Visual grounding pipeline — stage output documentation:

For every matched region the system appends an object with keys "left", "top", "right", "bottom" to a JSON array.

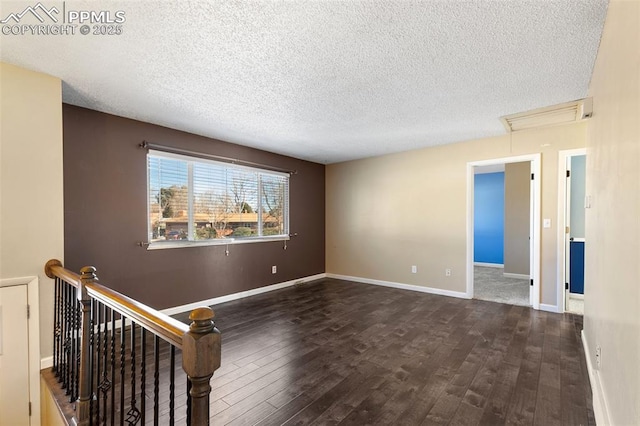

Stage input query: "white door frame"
[
  {"left": 466, "top": 153, "right": 542, "bottom": 309},
  {"left": 0, "top": 276, "right": 41, "bottom": 425},
  {"left": 557, "top": 148, "right": 587, "bottom": 313}
]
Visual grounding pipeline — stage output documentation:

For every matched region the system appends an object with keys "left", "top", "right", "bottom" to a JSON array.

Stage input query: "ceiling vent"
[{"left": 501, "top": 98, "right": 592, "bottom": 132}]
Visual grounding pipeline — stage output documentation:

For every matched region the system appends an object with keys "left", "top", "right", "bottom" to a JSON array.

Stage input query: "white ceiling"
[{"left": 0, "top": 1, "right": 608, "bottom": 164}]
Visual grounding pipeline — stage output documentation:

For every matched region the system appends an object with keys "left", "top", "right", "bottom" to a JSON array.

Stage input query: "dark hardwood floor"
[{"left": 173, "top": 278, "right": 594, "bottom": 425}]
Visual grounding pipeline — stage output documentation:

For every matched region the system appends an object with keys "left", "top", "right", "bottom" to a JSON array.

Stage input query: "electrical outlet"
[
  {"left": 272, "top": 265, "right": 277, "bottom": 274},
  {"left": 595, "top": 345, "right": 601, "bottom": 368},
  {"left": 445, "top": 268, "right": 452, "bottom": 276},
  {"left": 411, "top": 265, "right": 417, "bottom": 274}
]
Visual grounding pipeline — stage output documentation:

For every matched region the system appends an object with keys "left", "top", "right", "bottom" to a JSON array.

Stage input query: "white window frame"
[{"left": 146, "top": 150, "right": 290, "bottom": 250}]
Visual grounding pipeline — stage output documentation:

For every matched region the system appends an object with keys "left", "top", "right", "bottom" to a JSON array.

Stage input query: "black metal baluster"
[
  {"left": 169, "top": 345, "right": 175, "bottom": 426},
  {"left": 58, "top": 277, "right": 64, "bottom": 377},
  {"left": 90, "top": 299, "right": 96, "bottom": 422},
  {"left": 110, "top": 311, "right": 116, "bottom": 426},
  {"left": 100, "top": 304, "right": 110, "bottom": 426},
  {"left": 64, "top": 283, "right": 72, "bottom": 395},
  {"left": 186, "top": 378, "right": 192, "bottom": 425},
  {"left": 95, "top": 301, "right": 102, "bottom": 424},
  {"left": 126, "top": 322, "right": 140, "bottom": 425},
  {"left": 69, "top": 286, "right": 74, "bottom": 399},
  {"left": 61, "top": 281, "right": 66, "bottom": 387},
  {"left": 69, "top": 286, "right": 76, "bottom": 402},
  {"left": 63, "top": 281, "right": 70, "bottom": 392},
  {"left": 120, "top": 315, "right": 126, "bottom": 426},
  {"left": 98, "top": 305, "right": 111, "bottom": 426},
  {"left": 53, "top": 277, "right": 60, "bottom": 375},
  {"left": 76, "top": 287, "right": 82, "bottom": 403},
  {"left": 140, "top": 329, "right": 146, "bottom": 425},
  {"left": 68, "top": 284, "right": 73, "bottom": 396},
  {"left": 74, "top": 286, "right": 80, "bottom": 402},
  {"left": 153, "top": 336, "right": 159, "bottom": 426}
]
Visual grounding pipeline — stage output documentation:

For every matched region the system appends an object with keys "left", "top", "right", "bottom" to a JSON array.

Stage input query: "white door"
[{"left": 0, "top": 284, "right": 30, "bottom": 426}]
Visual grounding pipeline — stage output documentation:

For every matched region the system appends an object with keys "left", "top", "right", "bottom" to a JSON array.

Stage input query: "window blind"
[{"left": 147, "top": 150, "right": 289, "bottom": 245}]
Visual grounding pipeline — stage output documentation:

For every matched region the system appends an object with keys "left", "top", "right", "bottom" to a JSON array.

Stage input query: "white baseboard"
[
  {"left": 474, "top": 262, "right": 504, "bottom": 268},
  {"left": 569, "top": 293, "right": 584, "bottom": 300},
  {"left": 161, "top": 273, "right": 327, "bottom": 316},
  {"left": 326, "top": 274, "right": 470, "bottom": 300},
  {"left": 503, "top": 272, "right": 529, "bottom": 280},
  {"left": 539, "top": 303, "right": 560, "bottom": 313},
  {"left": 582, "top": 330, "right": 611, "bottom": 426},
  {"left": 41, "top": 356, "right": 53, "bottom": 370}
]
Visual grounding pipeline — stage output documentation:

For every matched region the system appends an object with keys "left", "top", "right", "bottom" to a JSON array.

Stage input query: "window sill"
[{"left": 146, "top": 235, "right": 290, "bottom": 250}]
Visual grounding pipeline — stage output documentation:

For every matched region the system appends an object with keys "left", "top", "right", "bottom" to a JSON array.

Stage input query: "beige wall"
[
  {"left": 0, "top": 63, "right": 63, "bottom": 360},
  {"left": 583, "top": 0, "right": 640, "bottom": 424},
  {"left": 327, "top": 123, "right": 585, "bottom": 306},
  {"left": 504, "top": 162, "right": 530, "bottom": 276},
  {"left": 40, "top": 376, "right": 66, "bottom": 425}
]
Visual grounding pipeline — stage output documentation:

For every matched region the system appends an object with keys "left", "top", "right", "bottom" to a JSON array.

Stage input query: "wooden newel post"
[
  {"left": 182, "top": 307, "right": 221, "bottom": 425},
  {"left": 73, "top": 266, "right": 97, "bottom": 426}
]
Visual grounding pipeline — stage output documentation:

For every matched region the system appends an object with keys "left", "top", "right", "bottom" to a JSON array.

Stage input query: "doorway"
[
  {"left": 466, "top": 154, "right": 541, "bottom": 310},
  {"left": 473, "top": 162, "right": 531, "bottom": 306},
  {"left": 558, "top": 149, "right": 587, "bottom": 314}
]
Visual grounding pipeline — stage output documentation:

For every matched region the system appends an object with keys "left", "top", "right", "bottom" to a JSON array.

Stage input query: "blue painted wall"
[
  {"left": 474, "top": 172, "right": 505, "bottom": 264},
  {"left": 570, "top": 241, "right": 585, "bottom": 294}
]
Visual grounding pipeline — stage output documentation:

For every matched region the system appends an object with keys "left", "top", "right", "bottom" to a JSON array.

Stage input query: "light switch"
[{"left": 543, "top": 218, "right": 551, "bottom": 228}]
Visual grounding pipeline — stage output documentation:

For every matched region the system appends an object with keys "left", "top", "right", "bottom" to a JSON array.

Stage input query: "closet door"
[{"left": 0, "top": 284, "right": 30, "bottom": 425}]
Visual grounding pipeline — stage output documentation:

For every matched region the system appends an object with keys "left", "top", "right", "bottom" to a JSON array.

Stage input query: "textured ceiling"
[{"left": 0, "top": 1, "right": 608, "bottom": 163}]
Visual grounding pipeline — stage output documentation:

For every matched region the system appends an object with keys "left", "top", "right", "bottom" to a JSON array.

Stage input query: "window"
[{"left": 147, "top": 150, "right": 289, "bottom": 248}]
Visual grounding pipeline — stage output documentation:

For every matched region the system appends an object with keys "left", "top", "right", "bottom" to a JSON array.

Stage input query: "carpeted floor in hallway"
[{"left": 474, "top": 265, "right": 530, "bottom": 306}]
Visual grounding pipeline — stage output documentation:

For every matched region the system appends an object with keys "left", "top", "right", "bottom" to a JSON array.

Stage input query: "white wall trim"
[
  {"left": 161, "top": 273, "right": 327, "bottom": 315},
  {"left": 539, "top": 303, "right": 560, "bottom": 313},
  {"left": 326, "top": 274, "right": 470, "bottom": 300},
  {"left": 0, "top": 276, "right": 41, "bottom": 426},
  {"left": 503, "top": 272, "right": 529, "bottom": 280},
  {"left": 557, "top": 148, "right": 587, "bottom": 314},
  {"left": 467, "top": 153, "right": 541, "bottom": 308},
  {"left": 582, "top": 330, "right": 611, "bottom": 426},
  {"left": 474, "top": 262, "right": 504, "bottom": 268},
  {"left": 41, "top": 356, "right": 53, "bottom": 370}
]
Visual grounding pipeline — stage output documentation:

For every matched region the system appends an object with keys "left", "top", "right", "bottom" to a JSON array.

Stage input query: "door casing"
[{"left": 557, "top": 148, "right": 587, "bottom": 313}]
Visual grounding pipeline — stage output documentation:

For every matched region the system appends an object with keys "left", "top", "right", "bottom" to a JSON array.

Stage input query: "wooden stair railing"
[{"left": 44, "top": 259, "right": 221, "bottom": 425}]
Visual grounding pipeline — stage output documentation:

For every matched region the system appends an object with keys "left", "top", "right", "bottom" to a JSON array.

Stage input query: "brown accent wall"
[{"left": 63, "top": 105, "right": 325, "bottom": 310}]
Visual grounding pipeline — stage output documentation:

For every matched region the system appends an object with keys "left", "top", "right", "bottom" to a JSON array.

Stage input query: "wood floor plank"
[
  {"left": 282, "top": 361, "right": 381, "bottom": 425},
  {"left": 255, "top": 393, "right": 315, "bottom": 426},
  {"left": 310, "top": 371, "right": 390, "bottom": 424},
  {"left": 396, "top": 369, "right": 451, "bottom": 424},
  {"left": 477, "top": 361, "right": 520, "bottom": 425}
]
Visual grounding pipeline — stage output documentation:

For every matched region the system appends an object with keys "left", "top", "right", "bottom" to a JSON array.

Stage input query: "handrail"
[
  {"left": 45, "top": 259, "right": 187, "bottom": 348},
  {"left": 87, "top": 280, "right": 187, "bottom": 348}
]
